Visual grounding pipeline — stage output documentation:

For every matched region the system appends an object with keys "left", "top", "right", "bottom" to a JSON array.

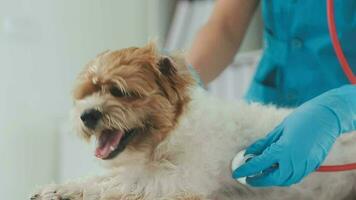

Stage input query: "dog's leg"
[
  {"left": 30, "top": 176, "right": 107, "bottom": 200},
  {"left": 30, "top": 183, "right": 85, "bottom": 200}
]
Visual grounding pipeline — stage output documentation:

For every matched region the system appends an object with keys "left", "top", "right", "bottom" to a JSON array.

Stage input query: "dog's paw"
[
  {"left": 30, "top": 190, "right": 62, "bottom": 200},
  {"left": 30, "top": 184, "right": 83, "bottom": 200}
]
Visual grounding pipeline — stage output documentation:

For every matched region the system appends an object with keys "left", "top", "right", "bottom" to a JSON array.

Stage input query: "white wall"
[{"left": 0, "top": 1, "right": 151, "bottom": 199}]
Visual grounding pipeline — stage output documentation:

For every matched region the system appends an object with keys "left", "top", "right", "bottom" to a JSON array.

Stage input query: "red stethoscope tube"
[
  {"left": 326, "top": 0, "right": 356, "bottom": 84},
  {"left": 317, "top": 163, "right": 356, "bottom": 172},
  {"left": 315, "top": 0, "right": 356, "bottom": 172}
]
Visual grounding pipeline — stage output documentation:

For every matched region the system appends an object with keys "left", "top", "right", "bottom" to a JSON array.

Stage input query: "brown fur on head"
[{"left": 72, "top": 43, "right": 194, "bottom": 160}]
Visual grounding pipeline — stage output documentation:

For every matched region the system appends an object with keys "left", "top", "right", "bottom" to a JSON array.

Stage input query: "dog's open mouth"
[{"left": 95, "top": 129, "right": 137, "bottom": 160}]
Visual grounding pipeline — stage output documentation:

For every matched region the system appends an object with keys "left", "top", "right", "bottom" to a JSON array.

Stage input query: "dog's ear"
[
  {"left": 157, "top": 56, "right": 177, "bottom": 76},
  {"left": 141, "top": 42, "right": 157, "bottom": 54}
]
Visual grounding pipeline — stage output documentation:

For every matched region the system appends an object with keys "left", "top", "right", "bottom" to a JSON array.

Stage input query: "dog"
[{"left": 31, "top": 43, "right": 356, "bottom": 200}]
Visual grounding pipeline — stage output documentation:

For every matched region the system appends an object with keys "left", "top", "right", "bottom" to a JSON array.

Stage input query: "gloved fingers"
[
  {"left": 247, "top": 156, "right": 311, "bottom": 187},
  {"left": 245, "top": 125, "right": 283, "bottom": 156},
  {"left": 232, "top": 146, "right": 278, "bottom": 179},
  {"left": 245, "top": 156, "right": 294, "bottom": 187},
  {"left": 246, "top": 167, "right": 283, "bottom": 187},
  {"left": 283, "top": 158, "right": 319, "bottom": 186}
]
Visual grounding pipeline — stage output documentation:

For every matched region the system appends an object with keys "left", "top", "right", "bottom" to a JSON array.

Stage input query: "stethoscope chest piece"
[{"left": 231, "top": 150, "right": 255, "bottom": 185}]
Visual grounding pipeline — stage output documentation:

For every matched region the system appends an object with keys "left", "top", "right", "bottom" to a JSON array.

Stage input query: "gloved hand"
[{"left": 232, "top": 85, "right": 356, "bottom": 187}]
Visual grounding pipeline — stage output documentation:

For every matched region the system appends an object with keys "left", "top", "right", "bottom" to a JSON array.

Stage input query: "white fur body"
[{"left": 32, "top": 87, "right": 356, "bottom": 200}]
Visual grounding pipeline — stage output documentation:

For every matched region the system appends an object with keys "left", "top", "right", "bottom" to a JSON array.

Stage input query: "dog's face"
[{"left": 72, "top": 44, "right": 193, "bottom": 160}]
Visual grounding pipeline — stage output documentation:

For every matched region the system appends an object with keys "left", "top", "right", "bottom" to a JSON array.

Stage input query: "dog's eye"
[{"left": 110, "top": 87, "right": 127, "bottom": 97}]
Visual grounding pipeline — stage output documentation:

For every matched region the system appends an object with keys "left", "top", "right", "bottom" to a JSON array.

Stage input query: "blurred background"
[{"left": 0, "top": 0, "right": 263, "bottom": 199}]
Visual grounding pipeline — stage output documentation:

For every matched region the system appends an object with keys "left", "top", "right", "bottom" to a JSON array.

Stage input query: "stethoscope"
[
  {"left": 316, "top": 0, "right": 356, "bottom": 172},
  {"left": 232, "top": 0, "right": 356, "bottom": 184},
  {"left": 327, "top": 0, "right": 356, "bottom": 84}
]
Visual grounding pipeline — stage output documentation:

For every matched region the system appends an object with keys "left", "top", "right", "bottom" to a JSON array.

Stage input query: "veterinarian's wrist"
[
  {"left": 188, "top": 64, "right": 206, "bottom": 88},
  {"left": 161, "top": 48, "right": 205, "bottom": 88}
]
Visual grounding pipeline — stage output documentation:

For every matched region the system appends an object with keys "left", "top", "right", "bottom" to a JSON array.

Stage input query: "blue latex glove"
[{"left": 233, "top": 85, "right": 356, "bottom": 187}]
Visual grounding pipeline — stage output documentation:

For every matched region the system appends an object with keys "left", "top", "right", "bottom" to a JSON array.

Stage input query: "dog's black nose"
[{"left": 80, "top": 109, "right": 102, "bottom": 129}]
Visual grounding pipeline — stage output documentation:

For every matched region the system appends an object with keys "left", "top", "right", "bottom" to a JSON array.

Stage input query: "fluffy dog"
[{"left": 31, "top": 43, "right": 356, "bottom": 200}]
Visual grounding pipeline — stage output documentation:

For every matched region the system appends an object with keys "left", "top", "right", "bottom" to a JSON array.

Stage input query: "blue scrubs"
[{"left": 245, "top": 0, "right": 356, "bottom": 107}]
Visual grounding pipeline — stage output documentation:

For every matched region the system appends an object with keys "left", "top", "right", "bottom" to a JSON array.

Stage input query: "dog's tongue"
[{"left": 95, "top": 131, "right": 123, "bottom": 159}]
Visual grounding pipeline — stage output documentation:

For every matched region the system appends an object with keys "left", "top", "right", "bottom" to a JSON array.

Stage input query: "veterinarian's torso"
[{"left": 245, "top": 0, "right": 356, "bottom": 107}]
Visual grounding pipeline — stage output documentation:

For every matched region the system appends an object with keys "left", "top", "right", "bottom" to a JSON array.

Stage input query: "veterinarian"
[{"left": 187, "top": 0, "right": 356, "bottom": 187}]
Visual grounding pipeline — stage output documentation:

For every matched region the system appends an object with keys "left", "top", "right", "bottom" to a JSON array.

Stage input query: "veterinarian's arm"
[
  {"left": 233, "top": 85, "right": 356, "bottom": 187},
  {"left": 187, "top": 0, "right": 259, "bottom": 85}
]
